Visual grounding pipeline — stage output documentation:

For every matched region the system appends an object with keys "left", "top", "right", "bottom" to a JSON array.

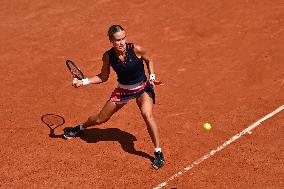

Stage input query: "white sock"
[
  {"left": 79, "top": 124, "right": 85, "bottom": 131},
  {"left": 155, "top": 148, "right": 162, "bottom": 152}
]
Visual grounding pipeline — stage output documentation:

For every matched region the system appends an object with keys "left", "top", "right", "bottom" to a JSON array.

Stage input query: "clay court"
[{"left": 1, "top": 0, "right": 283, "bottom": 188}]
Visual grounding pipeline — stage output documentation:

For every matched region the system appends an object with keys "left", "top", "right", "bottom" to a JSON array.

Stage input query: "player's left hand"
[
  {"left": 149, "top": 74, "right": 163, "bottom": 86},
  {"left": 151, "top": 80, "right": 163, "bottom": 85}
]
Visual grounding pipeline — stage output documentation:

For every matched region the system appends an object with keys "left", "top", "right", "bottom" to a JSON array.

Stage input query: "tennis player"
[{"left": 63, "top": 25, "right": 164, "bottom": 169}]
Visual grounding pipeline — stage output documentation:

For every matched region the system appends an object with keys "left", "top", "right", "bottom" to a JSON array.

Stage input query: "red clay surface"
[{"left": 1, "top": 0, "right": 283, "bottom": 188}]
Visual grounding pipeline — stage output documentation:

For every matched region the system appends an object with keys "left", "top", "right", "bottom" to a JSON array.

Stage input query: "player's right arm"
[
  {"left": 89, "top": 52, "right": 110, "bottom": 83},
  {"left": 73, "top": 52, "right": 110, "bottom": 87}
]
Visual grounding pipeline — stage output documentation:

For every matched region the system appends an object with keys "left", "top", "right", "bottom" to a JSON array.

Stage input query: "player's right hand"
[{"left": 72, "top": 78, "right": 83, "bottom": 88}]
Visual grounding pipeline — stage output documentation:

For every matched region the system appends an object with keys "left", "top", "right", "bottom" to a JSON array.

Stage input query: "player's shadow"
[{"left": 80, "top": 128, "right": 154, "bottom": 161}]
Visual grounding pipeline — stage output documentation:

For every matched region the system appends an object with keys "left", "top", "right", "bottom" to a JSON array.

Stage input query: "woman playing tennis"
[{"left": 63, "top": 25, "right": 164, "bottom": 169}]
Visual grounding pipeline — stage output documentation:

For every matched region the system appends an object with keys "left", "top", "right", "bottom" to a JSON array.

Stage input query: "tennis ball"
[{"left": 203, "top": 123, "right": 212, "bottom": 130}]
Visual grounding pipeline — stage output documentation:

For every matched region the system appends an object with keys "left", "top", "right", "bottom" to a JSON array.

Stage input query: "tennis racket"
[{"left": 66, "top": 60, "right": 85, "bottom": 80}]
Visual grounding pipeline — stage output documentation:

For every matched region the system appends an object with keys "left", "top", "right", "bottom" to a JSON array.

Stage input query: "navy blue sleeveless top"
[{"left": 108, "top": 43, "right": 147, "bottom": 85}]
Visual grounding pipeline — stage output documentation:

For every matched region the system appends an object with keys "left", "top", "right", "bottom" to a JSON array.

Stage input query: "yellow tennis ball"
[{"left": 203, "top": 123, "right": 212, "bottom": 130}]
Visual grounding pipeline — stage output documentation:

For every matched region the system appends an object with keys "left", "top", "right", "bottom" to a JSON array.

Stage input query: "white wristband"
[
  {"left": 150, "top": 74, "right": 155, "bottom": 81},
  {"left": 82, "top": 78, "right": 90, "bottom": 86}
]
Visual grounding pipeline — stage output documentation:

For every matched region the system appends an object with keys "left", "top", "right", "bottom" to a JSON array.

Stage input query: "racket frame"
[{"left": 66, "top": 60, "right": 85, "bottom": 80}]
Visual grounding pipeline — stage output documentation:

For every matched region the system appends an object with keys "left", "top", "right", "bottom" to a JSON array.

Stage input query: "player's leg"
[
  {"left": 63, "top": 100, "right": 125, "bottom": 139},
  {"left": 83, "top": 100, "right": 125, "bottom": 127},
  {"left": 136, "top": 92, "right": 164, "bottom": 169},
  {"left": 136, "top": 92, "right": 160, "bottom": 147}
]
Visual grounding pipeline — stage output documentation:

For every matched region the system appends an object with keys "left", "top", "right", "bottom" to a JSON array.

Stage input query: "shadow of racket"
[{"left": 41, "top": 114, "right": 65, "bottom": 138}]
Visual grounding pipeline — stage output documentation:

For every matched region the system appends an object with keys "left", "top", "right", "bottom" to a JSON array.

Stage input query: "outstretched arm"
[{"left": 73, "top": 52, "right": 110, "bottom": 87}]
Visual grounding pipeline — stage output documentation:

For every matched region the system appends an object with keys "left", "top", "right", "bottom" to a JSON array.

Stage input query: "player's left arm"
[{"left": 134, "top": 44, "right": 162, "bottom": 85}]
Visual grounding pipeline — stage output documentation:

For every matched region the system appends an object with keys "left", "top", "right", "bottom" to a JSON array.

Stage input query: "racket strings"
[{"left": 66, "top": 60, "right": 84, "bottom": 79}]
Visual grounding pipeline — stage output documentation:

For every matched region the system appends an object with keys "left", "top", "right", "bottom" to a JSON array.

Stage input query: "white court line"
[{"left": 153, "top": 105, "right": 284, "bottom": 189}]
